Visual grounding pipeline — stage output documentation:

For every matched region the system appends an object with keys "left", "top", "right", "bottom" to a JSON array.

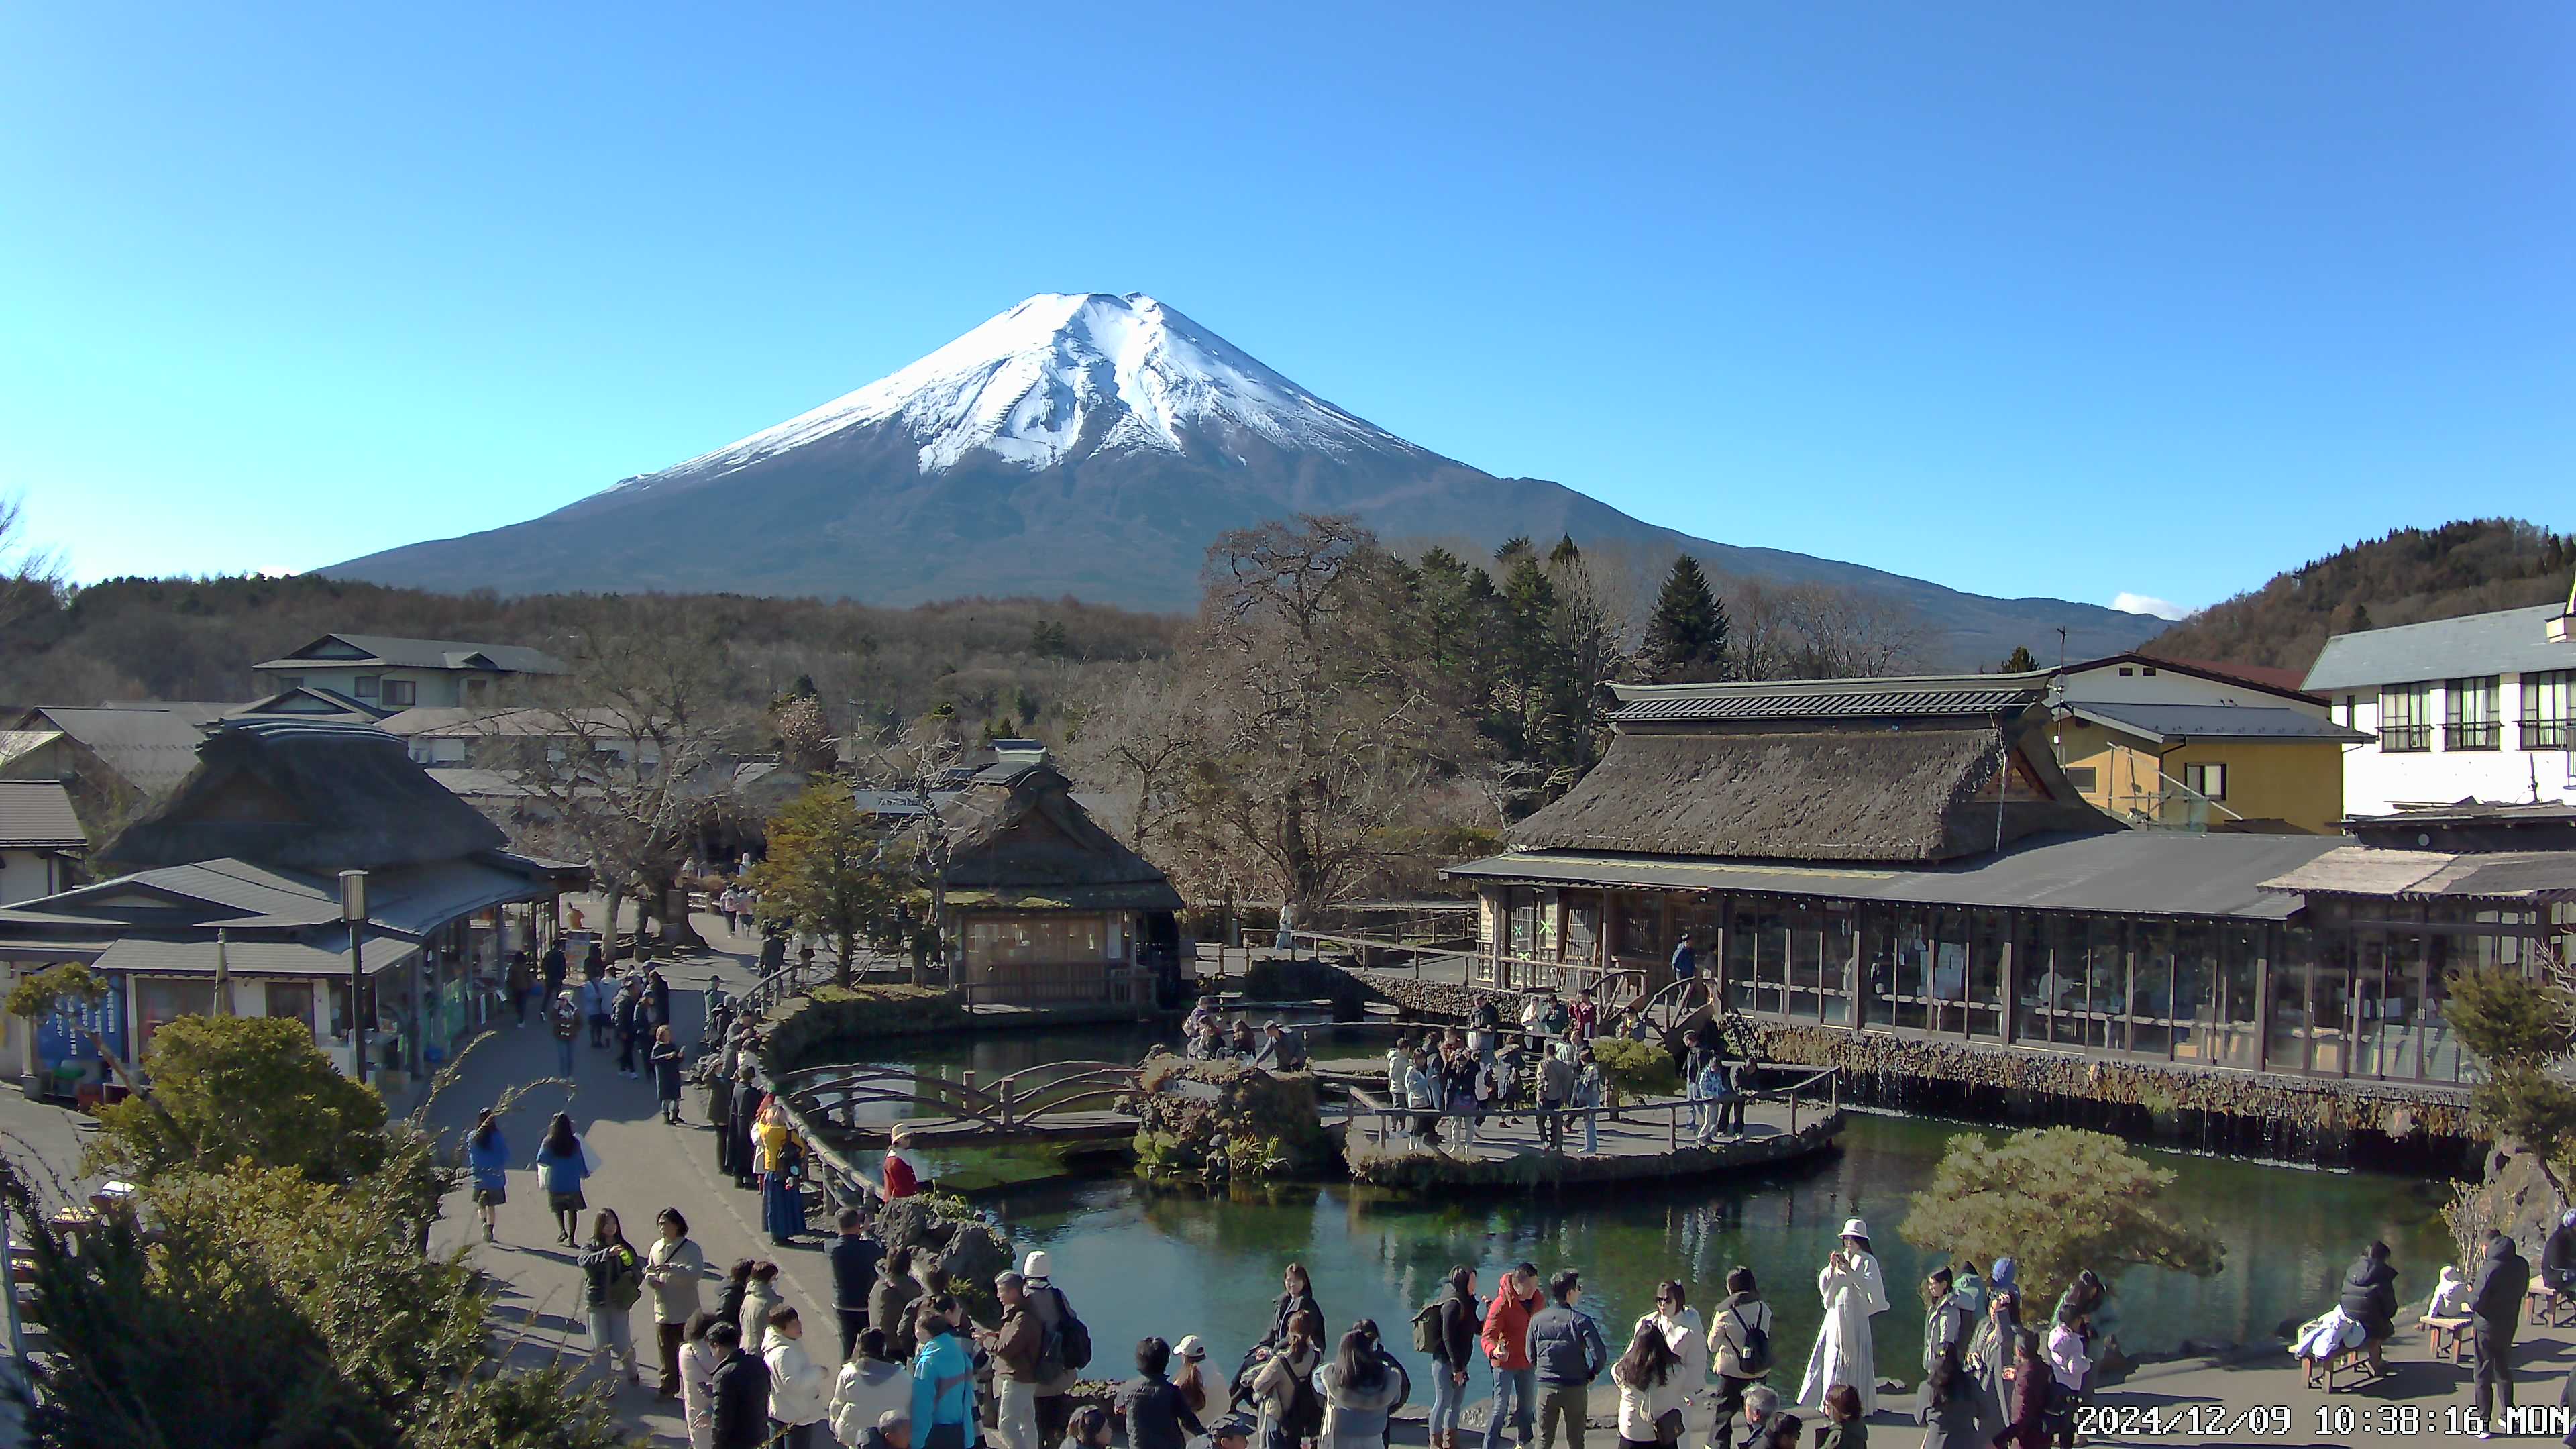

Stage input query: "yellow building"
[{"left": 2051, "top": 702, "right": 2365, "bottom": 833}]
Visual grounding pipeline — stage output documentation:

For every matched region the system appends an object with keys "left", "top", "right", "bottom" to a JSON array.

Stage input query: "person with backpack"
[
  {"left": 1020, "top": 1250, "right": 1089, "bottom": 1446},
  {"left": 1706, "top": 1266, "right": 1772, "bottom": 1426},
  {"left": 1481, "top": 1263, "right": 1542, "bottom": 1449},
  {"left": 533, "top": 1112, "right": 597, "bottom": 1245},
  {"left": 911, "top": 1300, "right": 982, "bottom": 1449},
  {"left": 1251, "top": 1310, "right": 1326, "bottom": 1449},
  {"left": 579, "top": 1208, "right": 647, "bottom": 1389},
  {"left": 1318, "top": 1325, "right": 1404, "bottom": 1449},
  {"left": 1526, "top": 1269, "right": 1607, "bottom": 1449},
  {"left": 1419, "top": 1266, "right": 1481, "bottom": 1449}
]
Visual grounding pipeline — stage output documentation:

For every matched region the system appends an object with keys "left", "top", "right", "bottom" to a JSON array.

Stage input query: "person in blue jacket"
[
  {"left": 467, "top": 1107, "right": 510, "bottom": 1244},
  {"left": 533, "top": 1111, "right": 595, "bottom": 1245},
  {"left": 910, "top": 1297, "right": 981, "bottom": 1449}
]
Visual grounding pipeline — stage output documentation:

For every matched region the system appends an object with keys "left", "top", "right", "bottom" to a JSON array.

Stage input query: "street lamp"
[{"left": 340, "top": 869, "right": 369, "bottom": 1087}]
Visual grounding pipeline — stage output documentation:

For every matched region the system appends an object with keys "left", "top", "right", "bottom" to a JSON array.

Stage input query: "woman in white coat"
[{"left": 1797, "top": 1218, "right": 1889, "bottom": 1416}]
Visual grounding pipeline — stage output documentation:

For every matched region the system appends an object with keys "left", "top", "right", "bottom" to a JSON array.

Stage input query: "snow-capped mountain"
[
  {"left": 329, "top": 292, "right": 2162, "bottom": 665},
  {"left": 643, "top": 292, "right": 1427, "bottom": 484}
]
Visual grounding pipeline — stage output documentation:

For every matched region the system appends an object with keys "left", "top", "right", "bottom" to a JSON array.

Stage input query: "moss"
[{"left": 1130, "top": 1051, "right": 1334, "bottom": 1182}]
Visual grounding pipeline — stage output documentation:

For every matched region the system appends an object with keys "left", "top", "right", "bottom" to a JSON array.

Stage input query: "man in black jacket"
[
  {"left": 2543, "top": 1210, "right": 2576, "bottom": 1298},
  {"left": 708, "top": 1320, "right": 772, "bottom": 1449},
  {"left": 2472, "top": 1229, "right": 2530, "bottom": 1435},
  {"left": 830, "top": 1205, "right": 886, "bottom": 1362}
]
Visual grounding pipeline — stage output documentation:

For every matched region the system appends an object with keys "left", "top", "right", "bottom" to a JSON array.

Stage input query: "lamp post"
[{"left": 340, "top": 869, "right": 368, "bottom": 1087}]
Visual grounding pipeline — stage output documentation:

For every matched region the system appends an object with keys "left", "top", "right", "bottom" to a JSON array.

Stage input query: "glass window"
[
  {"left": 2379, "top": 684, "right": 2431, "bottom": 752},
  {"left": 1611, "top": 894, "right": 1664, "bottom": 961},
  {"left": 2128, "top": 924, "right": 2174, "bottom": 1057},
  {"left": 1926, "top": 908, "right": 1970, "bottom": 1035},
  {"left": 2309, "top": 941, "right": 2353, "bottom": 1075},
  {"left": 2083, "top": 920, "right": 2128, "bottom": 1051},
  {"left": 2349, "top": 933, "right": 2397, "bottom": 1077},
  {"left": 382, "top": 678, "right": 418, "bottom": 708},
  {"left": 2445, "top": 677, "right": 2500, "bottom": 751},
  {"left": 1820, "top": 908, "right": 1856, "bottom": 1024},
  {"left": 2523, "top": 671, "right": 2574, "bottom": 750},
  {"left": 2063, "top": 765, "right": 2098, "bottom": 792},
  {"left": 353, "top": 674, "right": 380, "bottom": 698},
  {"left": 264, "top": 981, "right": 315, "bottom": 1039},
  {"left": 136, "top": 979, "right": 217, "bottom": 1055},
  {"left": 2182, "top": 763, "right": 2226, "bottom": 801},
  {"left": 1966, "top": 910, "right": 2006, "bottom": 1039},
  {"left": 1785, "top": 908, "right": 1823, "bottom": 1021},
  {"left": 2169, "top": 923, "right": 2216, "bottom": 1061},
  {"left": 965, "top": 914, "right": 1108, "bottom": 967},
  {"left": 1883, "top": 906, "right": 1927, "bottom": 1030},
  {"left": 1563, "top": 902, "right": 1599, "bottom": 963},
  {"left": 2266, "top": 929, "right": 2310, "bottom": 1072}
]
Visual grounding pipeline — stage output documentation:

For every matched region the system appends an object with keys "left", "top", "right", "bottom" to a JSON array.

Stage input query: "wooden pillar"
[
  {"left": 1999, "top": 910, "right": 2021, "bottom": 1046},
  {"left": 2253, "top": 922, "right": 2276, "bottom": 1074},
  {"left": 1847, "top": 903, "right": 1867, "bottom": 1033},
  {"left": 1713, "top": 896, "right": 1733, "bottom": 1010}
]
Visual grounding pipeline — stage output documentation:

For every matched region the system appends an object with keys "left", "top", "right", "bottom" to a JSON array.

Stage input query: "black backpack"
[
  {"left": 1042, "top": 1285, "right": 1093, "bottom": 1373},
  {"left": 1728, "top": 1304, "right": 1772, "bottom": 1375},
  {"left": 1412, "top": 1298, "right": 1444, "bottom": 1354}
]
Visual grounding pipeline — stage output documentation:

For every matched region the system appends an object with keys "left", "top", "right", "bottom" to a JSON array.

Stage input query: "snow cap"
[
  {"left": 1022, "top": 1250, "right": 1053, "bottom": 1279},
  {"left": 1841, "top": 1218, "right": 1870, "bottom": 1241}
]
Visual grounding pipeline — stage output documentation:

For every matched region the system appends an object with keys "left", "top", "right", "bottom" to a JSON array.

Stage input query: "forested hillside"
[
  {"left": 0, "top": 572, "right": 1181, "bottom": 739},
  {"left": 2145, "top": 519, "right": 2573, "bottom": 674}
]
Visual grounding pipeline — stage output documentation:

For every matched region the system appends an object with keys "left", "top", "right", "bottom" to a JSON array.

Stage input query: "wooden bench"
[
  {"left": 2320, "top": 1342, "right": 2390, "bottom": 1393},
  {"left": 2528, "top": 1286, "right": 2573, "bottom": 1328},
  {"left": 2421, "top": 1314, "right": 2475, "bottom": 1363}
]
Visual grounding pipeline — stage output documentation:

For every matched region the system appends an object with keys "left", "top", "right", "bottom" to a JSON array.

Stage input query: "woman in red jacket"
[
  {"left": 881, "top": 1125, "right": 921, "bottom": 1199},
  {"left": 1996, "top": 1330, "right": 2051, "bottom": 1449}
]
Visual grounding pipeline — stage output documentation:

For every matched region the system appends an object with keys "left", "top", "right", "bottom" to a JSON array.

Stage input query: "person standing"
[
  {"left": 1481, "top": 1263, "right": 1542, "bottom": 1449},
  {"left": 533, "top": 1113, "right": 596, "bottom": 1245},
  {"left": 466, "top": 1108, "right": 508, "bottom": 1244},
  {"left": 732, "top": 1060, "right": 765, "bottom": 1190},
  {"left": 1424, "top": 1265, "right": 1481, "bottom": 1449},
  {"left": 583, "top": 937, "right": 606, "bottom": 983},
  {"left": 1915, "top": 1340, "right": 1982, "bottom": 1449},
  {"left": 678, "top": 1311, "right": 722, "bottom": 1449},
  {"left": 1994, "top": 1332, "right": 2049, "bottom": 1449},
  {"left": 1570, "top": 1048, "right": 1605, "bottom": 1157},
  {"left": 1638, "top": 1280, "right": 1706, "bottom": 1428},
  {"left": 830, "top": 1328, "right": 914, "bottom": 1446},
  {"left": 829, "top": 1206, "right": 886, "bottom": 1362},
  {"left": 883, "top": 1127, "right": 922, "bottom": 1199},
  {"left": 1250, "top": 1311, "right": 1325, "bottom": 1449},
  {"left": 757, "top": 1102, "right": 810, "bottom": 1244},
  {"left": 578, "top": 1208, "right": 647, "bottom": 1390},
  {"left": 1960, "top": 1290, "right": 2017, "bottom": 1444},
  {"left": 989, "top": 1270, "right": 1045, "bottom": 1449},
  {"left": 1020, "top": 1250, "right": 1083, "bottom": 1446},
  {"left": 910, "top": 1301, "right": 983, "bottom": 1449},
  {"left": 507, "top": 950, "right": 537, "bottom": 1026},
  {"left": 742, "top": 1260, "right": 786, "bottom": 1356},
  {"left": 1610, "top": 1319, "right": 1683, "bottom": 1449},
  {"left": 1921, "top": 1267, "right": 1972, "bottom": 1372},
  {"left": 645, "top": 1024, "right": 685, "bottom": 1124},
  {"left": 1318, "top": 1326, "right": 1403, "bottom": 1449},
  {"left": 1526, "top": 1270, "right": 1607, "bottom": 1449},
  {"left": 1797, "top": 1220, "right": 1887, "bottom": 1416},
  {"left": 1706, "top": 1266, "right": 1773, "bottom": 1427},
  {"left": 2473, "top": 1228, "right": 2531, "bottom": 1437},
  {"left": 549, "top": 989, "right": 582, "bottom": 1075},
  {"left": 647, "top": 1208, "right": 710, "bottom": 1401},
  {"left": 1114, "top": 1336, "right": 1206, "bottom": 1449},
  {"left": 583, "top": 970, "right": 613, "bottom": 1049},
  {"left": 767, "top": 1305, "right": 832, "bottom": 1449},
  {"left": 709, "top": 1320, "right": 773, "bottom": 1449},
  {"left": 648, "top": 968, "right": 674, "bottom": 1030},
  {"left": 616, "top": 975, "right": 645, "bottom": 1077},
  {"left": 1536, "top": 1047, "right": 1575, "bottom": 1155},
  {"left": 871, "top": 1246, "right": 926, "bottom": 1362},
  {"left": 2043, "top": 1305, "right": 2092, "bottom": 1448},
  {"left": 709, "top": 1038, "right": 739, "bottom": 1174}
]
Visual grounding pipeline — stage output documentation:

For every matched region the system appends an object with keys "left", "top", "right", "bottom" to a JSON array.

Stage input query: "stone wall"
[
  {"left": 1131, "top": 1050, "right": 1336, "bottom": 1181},
  {"left": 761, "top": 985, "right": 975, "bottom": 1075}
]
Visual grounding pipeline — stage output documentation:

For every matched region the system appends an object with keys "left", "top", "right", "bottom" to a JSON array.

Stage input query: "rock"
[{"left": 875, "top": 1196, "right": 1015, "bottom": 1302}]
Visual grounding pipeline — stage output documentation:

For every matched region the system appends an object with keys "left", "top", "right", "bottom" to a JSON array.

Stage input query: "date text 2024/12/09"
[{"left": 2076, "top": 1402, "right": 2572, "bottom": 1438}]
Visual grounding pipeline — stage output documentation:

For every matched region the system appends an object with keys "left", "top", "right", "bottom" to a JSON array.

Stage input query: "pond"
[{"left": 835, "top": 1024, "right": 2457, "bottom": 1380}]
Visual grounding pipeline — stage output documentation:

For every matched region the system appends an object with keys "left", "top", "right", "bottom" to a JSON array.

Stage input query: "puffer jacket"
[{"left": 1525, "top": 1303, "right": 1607, "bottom": 1386}]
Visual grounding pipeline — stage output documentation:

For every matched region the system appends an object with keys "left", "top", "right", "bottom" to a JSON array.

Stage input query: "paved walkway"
[{"left": 421, "top": 909, "right": 802, "bottom": 1446}]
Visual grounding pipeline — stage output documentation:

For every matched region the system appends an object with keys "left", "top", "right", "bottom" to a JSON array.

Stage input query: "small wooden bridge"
[{"left": 773, "top": 1060, "right": 1144, "bottom": 1147}]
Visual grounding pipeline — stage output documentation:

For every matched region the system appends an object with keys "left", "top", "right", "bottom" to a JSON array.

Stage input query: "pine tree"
[
  {"left": 1640, "top": 556, "right": 1730, "bottom": 683},
  {"left": 2000, "top": 645, "right": 2038, "bottom": 673}
]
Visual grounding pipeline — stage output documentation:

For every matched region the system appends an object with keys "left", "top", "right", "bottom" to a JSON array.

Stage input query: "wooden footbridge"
[{"left": 772, "top": 1060, "right": 1145, "bottom": 1148}]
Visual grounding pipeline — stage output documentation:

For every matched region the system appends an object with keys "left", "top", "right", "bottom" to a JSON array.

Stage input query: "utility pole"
[{"left": 341, "top": 870, "right": 370, "bottom": 1087}]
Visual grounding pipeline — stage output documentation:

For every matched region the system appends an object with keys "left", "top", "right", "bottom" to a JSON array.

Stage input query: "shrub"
[
  {"left": 1898, "top": 1126, "right": 2222, "bottom": 1307},
  {"left": 1588, "top": 1036, "right": 1678, "bottom": 1102}
]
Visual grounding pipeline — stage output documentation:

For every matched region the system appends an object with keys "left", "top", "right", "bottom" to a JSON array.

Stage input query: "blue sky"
[{"left": 2, "top": 3, "right": 2567, "bottom": 617}]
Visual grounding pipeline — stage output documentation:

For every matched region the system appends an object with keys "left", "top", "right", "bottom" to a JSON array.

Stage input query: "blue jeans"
[
  {"left": 557, "top": 1036, "right": 575, "bottom": 1074},
  {"left": 1580, "top": 1108, "right": 1597, "bottom": 1155},
  {"left": 1431, "top": 1362, "right": 1469, "bottom": 1439},
  {"left": 1487, "top": 1365, "right": 1534, "bottom": 1448}
]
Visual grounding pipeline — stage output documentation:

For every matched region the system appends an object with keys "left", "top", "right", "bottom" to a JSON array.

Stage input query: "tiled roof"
[
  {"left": 2304, "top": 604, "right": 2576, "bottom": 692},
  {"left": 2059, "top": 702, "right": 2372, "bottom": 743},
  {"left": 255, "top": 633, "right": 567, "bottom": 675},
  {"left": 1613, "top": 685, "right": 2042, "bottom": 723},
  {"left": 0, "top": 780, "right": 84, "bottom": 849}
]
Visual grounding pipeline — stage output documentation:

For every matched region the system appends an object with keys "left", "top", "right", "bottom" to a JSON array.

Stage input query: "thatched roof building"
[
  {"left": 936, "top": 758, "right": 1183, "bottom": 912},
  {"left": 1509, "top": 674, "right": 2110, "bottom": 863}
]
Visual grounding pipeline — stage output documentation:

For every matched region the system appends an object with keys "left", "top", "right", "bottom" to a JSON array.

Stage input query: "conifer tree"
[
  {"left": 1640, "top": 556, "right": 1731, "bottom": 682},
  {"left": 2000, "top": 645, "right": 2038, "bottom": 672}
]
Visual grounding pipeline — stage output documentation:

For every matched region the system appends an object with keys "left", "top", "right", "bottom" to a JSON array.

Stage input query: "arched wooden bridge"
[{"left": 773, "top": 1059, "right": 1145, "bottom": 1147}]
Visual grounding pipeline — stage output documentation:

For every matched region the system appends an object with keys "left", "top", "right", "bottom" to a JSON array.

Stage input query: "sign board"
[{"left": 34, "top": 973, "right": 126, "bottom": 1066}]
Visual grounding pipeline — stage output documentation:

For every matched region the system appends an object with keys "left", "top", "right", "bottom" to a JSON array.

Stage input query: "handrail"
[
  {"left": 776, "top": 1059, "right": 1143, "bottom": 1134},
  {"left": 1348, "top": 1064, "right": 1843, "bottom": 1151}
]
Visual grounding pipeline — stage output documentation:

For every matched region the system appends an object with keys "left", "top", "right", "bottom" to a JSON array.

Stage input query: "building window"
[
  {"left": 2445, "top": 676, "right": 2500, "bottom": 751},
  {"left": 2182, "top": 762, "right": 2227, "bottom": 800},
  {"left": 2524, "top": 670, "right": 2573, "bottom": 750},
  {"left": 382, "top": 678, "right": 418, "bottom": 708},
  {"left": 354, "top": 675, "right": 380, "bottom": 698},
  {"left": 2062, "top": 765, "right": 2098, "bottom": 792},
  {"left": 2378, "top": 684, "right": 2431, "bottom": 752}
]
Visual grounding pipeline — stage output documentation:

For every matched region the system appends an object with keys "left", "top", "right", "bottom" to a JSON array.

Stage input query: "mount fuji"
[{"left": 329, "top": 292, "right": 2159, "bottom": 664}]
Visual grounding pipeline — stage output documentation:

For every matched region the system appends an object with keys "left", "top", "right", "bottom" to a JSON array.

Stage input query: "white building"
[{"left": 2304, "top": 600, "right": 2576, "bottom": 817}]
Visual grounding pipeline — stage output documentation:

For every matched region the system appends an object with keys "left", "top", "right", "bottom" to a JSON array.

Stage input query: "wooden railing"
[
  {"left": 773, "top": 1059, "right": 1144, "bottom": 1136},
  {"left": 1345, "top": 1063, "right": 1842, "bottom": 1153}
]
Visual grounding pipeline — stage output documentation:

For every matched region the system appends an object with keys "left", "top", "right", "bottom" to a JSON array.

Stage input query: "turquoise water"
[{"left": 837, "top": 1025, "right": 2457, "bottom": 1379}]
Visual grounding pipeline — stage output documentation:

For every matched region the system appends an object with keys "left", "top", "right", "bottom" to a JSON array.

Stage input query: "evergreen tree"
[
  {"left": 1640, "top": 556, "right": 1731, "bottom": 682},
  {"left": 2000, "top": 645, "right": 2038, "bottom": 672}
]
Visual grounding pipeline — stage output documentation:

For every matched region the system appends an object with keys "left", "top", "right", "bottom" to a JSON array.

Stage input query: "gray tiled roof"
[
  {"left": 2304, "top": 604, "right": 2576, "bottom": 692},
  {"left": 0, "top": 780, "right": 84, "bottom": 849},
  {"left": 255, "top": 633, "right": 568, "bottom": 675},
  {"left": 1447, "top": 830, "right": 2344, "bottom": 921},
  {"left": 21, "top": 704, "right": 226, "bottom": 795},
  {"left": 2059, "top": 702, "right": 2372, "bottom": 743}
]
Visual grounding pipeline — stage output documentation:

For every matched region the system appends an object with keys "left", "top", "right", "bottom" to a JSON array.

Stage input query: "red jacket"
[
  {"left": 881, "top": 1150, "right": 919, "bottom": 1199},
  {"left": 1482, "top": 1287, "right": 1540, "bottom": 1370}
]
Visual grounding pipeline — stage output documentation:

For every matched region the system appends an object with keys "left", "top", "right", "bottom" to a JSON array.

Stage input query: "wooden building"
[{"left": 1446, "top": 673, "right": 2575, "bottom": 1093}]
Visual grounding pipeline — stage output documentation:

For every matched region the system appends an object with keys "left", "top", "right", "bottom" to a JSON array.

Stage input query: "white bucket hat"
[
  {"left": 1023, "top": 1250, "right": 1053, "bottom": 1279},
  {"left": 1841, "top": 1218, "right": 1870, "bottom": 1240}
]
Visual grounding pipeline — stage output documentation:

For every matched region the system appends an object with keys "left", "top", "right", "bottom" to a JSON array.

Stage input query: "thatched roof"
[
  {"left": 1506, "top": 718, "right": 2111, "bottom": 864},
  {"left": 102, "top": 719, "right": 506, "bottom": 873},
  {"left": 936, "top": 762, "right": 1183, "bottom": 911}
]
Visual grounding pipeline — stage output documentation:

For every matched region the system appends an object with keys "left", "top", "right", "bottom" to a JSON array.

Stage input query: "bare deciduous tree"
[
  {"left": 1057, "top": 658, "right": 1203, "bottom": 863},
  {"left": 0, "top": 492, "right": 66, "bottom": 638}
]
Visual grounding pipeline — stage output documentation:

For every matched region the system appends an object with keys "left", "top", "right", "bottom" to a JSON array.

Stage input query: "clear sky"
[{"left": 2, "top": 3, "right": 2568, "bottom": 617}]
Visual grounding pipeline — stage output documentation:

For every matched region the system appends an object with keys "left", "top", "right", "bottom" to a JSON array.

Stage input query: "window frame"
[
  {"left": 2183, "top": 761, "right": 2227, "bottom": 801},
  {"left": 2445, "top": 676, "right": 2500, "bottom": 751},
  {"left": 381, "top": 678, "right": 419, "bottom": 708},
  {"left": 2378, "top": 683, "right": 2432, "bottom": 753},
  {"left": 353, "top": 674, "right": 380, "bottom": 698},
  {"left": 2524, "top": 670, "right": 2574, "bottom": 751}
]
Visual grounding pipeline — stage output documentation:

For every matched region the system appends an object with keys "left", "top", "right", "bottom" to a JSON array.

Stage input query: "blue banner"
[{"left": 34, "top": 974, "right": 126, "bottom": 1067}]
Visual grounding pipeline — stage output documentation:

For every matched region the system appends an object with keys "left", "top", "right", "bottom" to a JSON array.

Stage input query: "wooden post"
[
  {"left": 2000, "top": 910, "right": 2021, "bottom": 1046},
  {"left": 2253, "top": 924, "right": 2277, "bottom": 1074},
  {"left": 1847, "top": 906, "right": 1866, "bottom": 1034}
]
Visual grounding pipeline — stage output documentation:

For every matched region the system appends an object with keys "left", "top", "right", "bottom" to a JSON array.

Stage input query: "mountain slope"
[
  {"left": 330, "top": 292, "right": 2160, "bottom": 666},
  {"left": 2145, "top": 519, "right": 2575, "bottom": 673}
]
